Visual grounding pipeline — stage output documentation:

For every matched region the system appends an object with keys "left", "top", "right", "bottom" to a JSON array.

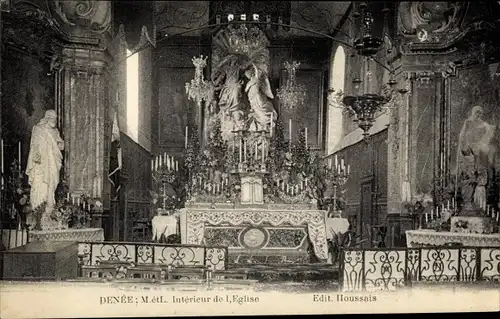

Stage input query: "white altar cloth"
[
  {"left": 29, "top": 228, "right": 104, "bottom": 242},
  {"left": 151, "top": 215, "right": 178, "bottom": 241},
  {"left": 406, "top": 229, "right": 500, "bottom": 248},
  {"left": 179, "top": 208, "right": 328, "bottom": 260},
  {"left": 326, "top": 218, "right": 350, "bottom": 240}
]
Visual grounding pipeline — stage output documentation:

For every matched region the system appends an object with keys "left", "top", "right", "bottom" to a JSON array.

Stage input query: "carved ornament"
[
  {"left": 398, "top": 2, "right": 465, "bottom": 45},
  {"left": 48, "top": 0, "right": 111, "bottom": 36}
]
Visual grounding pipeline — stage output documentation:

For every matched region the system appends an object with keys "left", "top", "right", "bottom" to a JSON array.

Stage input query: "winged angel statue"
[{"left": 210, "top": 24, "right": 277, "bottom": 140}]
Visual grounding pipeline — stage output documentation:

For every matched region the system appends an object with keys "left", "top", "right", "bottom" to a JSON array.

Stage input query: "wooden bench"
[{"left": 168, "top": 265, "right": 207, "bottom": 280}]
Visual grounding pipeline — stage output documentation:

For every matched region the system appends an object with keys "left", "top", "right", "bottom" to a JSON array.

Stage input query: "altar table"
[
  {"left": 179, "top": 208, "right": 328, "bottom": 263},
  {"left": 151, "top": 215, "right": 178, "bottom": 241},
  {"left": 326, "top": 218, "right": 350, "bottom": 240},
  {"left": 406, "top": 229, "right": 500, "bottom": 248}
]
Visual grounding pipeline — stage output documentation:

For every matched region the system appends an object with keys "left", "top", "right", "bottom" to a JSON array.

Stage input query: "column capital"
[{"left": 59, "top": 47, "right": 111, "bottom": 76}]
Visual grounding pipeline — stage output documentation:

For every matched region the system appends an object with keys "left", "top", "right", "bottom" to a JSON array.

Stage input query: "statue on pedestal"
[
  {"left": 26, "top": 110, "right": 64, "bottom": 230},
  {"left": 456, "top": 105, "right": 497, "bottom": 214}
]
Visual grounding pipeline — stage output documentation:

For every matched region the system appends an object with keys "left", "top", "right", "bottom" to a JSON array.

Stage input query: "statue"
[
  {"left": 456, "top": 105, "right": 497, "bottom": 212},
  {"left": 26, "top": 110, "right": 64, "bottom": 228},
  {"left": 217, "top": 70, "right": 247, "bottom": 138},
  {"left": 244, "top": 65, "right": 276, "bottom": 131}
]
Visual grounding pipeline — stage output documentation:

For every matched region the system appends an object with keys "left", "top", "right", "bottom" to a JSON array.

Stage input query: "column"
[{"left": 61, "top": 48, "right": 110, "bottom": 199}]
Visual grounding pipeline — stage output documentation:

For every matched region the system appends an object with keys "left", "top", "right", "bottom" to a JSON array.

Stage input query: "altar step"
[{"left": 226, "top": 263, "right": 339, "bottom": 282}]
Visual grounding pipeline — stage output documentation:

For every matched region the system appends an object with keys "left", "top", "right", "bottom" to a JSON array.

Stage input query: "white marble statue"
[
  {"left": 244, "top": 65, "right": 277, "bottom": 131},
  {"left": 456, "top": 105, "right": 497, "bottom": 212},
  {"left": 26, "top": 110, "right": 64, "bottom": 222}
]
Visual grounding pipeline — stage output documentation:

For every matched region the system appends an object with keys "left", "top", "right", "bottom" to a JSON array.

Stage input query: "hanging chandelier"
[
  {"left": 185, "top": 55, "right": 214, "bottom": 106},
  {"left": 276, "top": 61, "right": 306, "bottom": 110},
  {"left": 329, "top": 2, "right": 405, "bottom": 137}
]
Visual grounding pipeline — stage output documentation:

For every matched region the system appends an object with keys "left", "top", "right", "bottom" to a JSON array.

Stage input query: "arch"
[{"left": 327, "top": 45, "right": 346, "bottom": 154}]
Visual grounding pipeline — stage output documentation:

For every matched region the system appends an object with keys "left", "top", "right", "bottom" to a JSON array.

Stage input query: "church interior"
[{"left": 1, "top": 1, "right": 500, "bottom": 291}]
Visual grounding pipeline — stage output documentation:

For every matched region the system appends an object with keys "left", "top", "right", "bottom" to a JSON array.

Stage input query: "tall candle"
[
  {"left": 305, "top": 127, "right": 308, "bottom": 148},
  {"left": 66, "top": 193, "right": 70, "bottom": 202},
  {"left": 185, "top": 126, "right": 189, "bottom": 148},
  {"left": 175, "top": 161, "right": 179, "bottom": 172},
  {"left": 269, "top": 112, "right": 273, "bottom": 135},
  {"left": 335, "top": 155, "right": 338, "bottom": 168},
  {"left": 18, "top": 141, "right": 21, "bottom": 169},
  {"left": 243, "top": 140, "right": 247, "bottom": 162},
  {"left": 347, "top": 164, "right": 350, "bottom": 175},
  {"left": 431, "top": 209, "right": 434, "bottom": 219},
  {"left": 239, "top": 139, "right": 242, "bottom": 162},
  {"left": 261, "top": 142, "right": 265, "bottom": 165},
  {"left": 151, "top": 159, "right": 154, "bottom": 171},
  {"left": 425, "top": 213, "right": 428, "bottom": 223},
  {"left": 0, "top": 139, "right": 3, "bottom": 190},
  {"left": 255, "top": 143, "right": 258, "bottom": 161},
  {"left": 288, "top": 119, "right": 292, "bottom": 144},
  {"left": 341, "top": 158, "right": 344, "bottom": 169}
]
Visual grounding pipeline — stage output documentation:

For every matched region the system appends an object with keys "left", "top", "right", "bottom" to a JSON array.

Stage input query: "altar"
[
  {"left": 179, "top": 207, "right": 328, "bottom": 263},
  {"left": 406, "top": 229, "right": 500, "bottom": 248}
]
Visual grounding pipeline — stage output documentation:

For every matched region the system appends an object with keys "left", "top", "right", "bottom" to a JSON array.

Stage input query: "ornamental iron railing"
[
  {"left": 78, "top": 242, "right": 228, "bottom": 270},
  {"left": 340, "top": 247, "right": 500, "bottom": 292}
]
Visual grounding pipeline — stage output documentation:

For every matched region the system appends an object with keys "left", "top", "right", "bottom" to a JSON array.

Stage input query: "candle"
[
  {"left": 328, "top": 158, "right": 332, "bottom": 168},
  {"left": 261, "top": 141, "right": 265, "bottom": 166},
  {"left": 431, "top": 209, "right": 434, "bottom": 219},
  {"left": 239, "top": 139, "right": 243, "bottom": 162},
  {"left": 425, "top": 213, "right": 428, "bottom": 223},
  {"left": 447, "top": 201, "right": 450, "bottom": 210},
  {"left": 243, "top": 140, "right": 247, "bottom": 162},
  {"left": 151, "top": 159, "right": 154, "bottom": 171},
  {"left": 269, "top": 112, "right": 273, "bottom": 135},
  {"left": 18, "top": 141, "right": 21, "bottom": 169},
  {"left": 175, "top": 161, "right": 179, "bottom": 171},
  {"left": 1, "top": 138, "right": 4, "bottom": 176},
  {"left": 185, "top": 126, "right": 189, "bottom": 148},
  {"left": 66, "top": 193, "right": 70, "bottom": 202},
  {"left": 255, "top": 143, "right": 258, "bottom": 161},
  {"left": 347, "top": 164, "right": 350, "bottom": 175},
  {"left": 341, "top": 158, "right": 344, "bottom": 169},
  {"left": 335, "top": 155, "right": 338, "bottom": 168},
  {"left": 288, "top": 119, "right": 292, "bottom": 145},
  {"left": 305, "top": 127, "right": 308, "bottom": 148},
  {"left": 452, "top": 197, "right": 455, "bottom": 209}
]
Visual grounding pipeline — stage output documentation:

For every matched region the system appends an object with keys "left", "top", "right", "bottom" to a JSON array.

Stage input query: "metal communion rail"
[
  {"left": 78, "top": 241, "right": 228, "bottom": 271},
  {"left": 339, "top": 246, "right": 500, "bottom": 292}
]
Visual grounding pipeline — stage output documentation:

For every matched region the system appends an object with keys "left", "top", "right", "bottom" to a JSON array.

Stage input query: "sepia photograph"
[{"left": 0, "top": 1, "right": 499, "bottom": 318}]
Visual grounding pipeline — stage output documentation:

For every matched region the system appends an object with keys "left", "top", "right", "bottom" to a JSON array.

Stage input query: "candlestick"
[
  {"left": 425, "top": 213, "right": 428, "bottom": 224},
  {"left": 151, "top": 159, "right": 154, "bottom": 171},
  {"left": 305, "top": 127, "right": 308, "bottom": 149},
  {"left": 431, "top": 209, "right": 434, "bottom": 219},
  {"left": 341, "top": 158, "right": 344, "bottom": 169},
  {"left": 447, "top": 201, "right": 450, "bottom": 210},
  {"left": 185, "top": 126, "right": 188, "bottom": 149},
  {"left": 254, "top": 143, "right": 257, "bottom": 161},
  {"left": 335, "top": 155, "right": 338, "bottom": 168}
]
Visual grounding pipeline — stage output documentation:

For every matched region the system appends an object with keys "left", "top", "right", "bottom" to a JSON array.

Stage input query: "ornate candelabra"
[
  {"left": 185, "top": 55, "right": 214, "bottom": 106},
  {"left": 325, "top": 155, "right": 350, "bottom": 216},
  {"left": 276, "top": 61, "right": 306, "bottom": 110},
  {"left": 152, "top": 154, "right": 179, "bottom": 210}
]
